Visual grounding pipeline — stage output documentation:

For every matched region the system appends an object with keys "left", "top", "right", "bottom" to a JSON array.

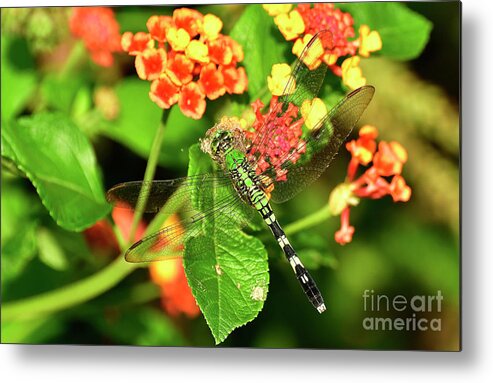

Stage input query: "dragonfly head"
[{"left": 201, "top": 117, "right": 247, "bottom": 164}]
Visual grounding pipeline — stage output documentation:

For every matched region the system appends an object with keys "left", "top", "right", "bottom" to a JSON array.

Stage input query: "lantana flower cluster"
[
  {"left": 263, "top": 3, "right": 382, "bottom": 90},
  {"left": 70, "top": 7, "right": 122, "bottom": 67},
  {"left": 121, "top": 8, "right": 248, "bottom": 119},
  {"left": 248, "top": 95, "right": 306, "bottom": 181},
  {"left": 248, "top": 63, "right": 328, "bottom": 182},
  {"left": 329, "top": 126, "right": 412, "bottom": 245}
]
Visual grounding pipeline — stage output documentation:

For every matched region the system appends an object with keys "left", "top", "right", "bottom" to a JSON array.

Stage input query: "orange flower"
[
  {"left": 179, "top": 82, "right": 206, "bottom": 120},
  {"left": 122, "top": 8, "right": 247, "bottom": 119},
  {"left": 329, "top": 126, "right": 412, "bottom": 245},
  {"left": 199, "top": 63, "right": 225, "bottom": 100},
  {"left": 346, "top": 124, "right": 378, "bottom": 167},
  {"left": 70, "top": 7, "right": 122, "bottom": 67},
  {"left": 221, "top": 66, "right": 248, "bottom": 95},
  {"left": 166, "top": 52, "right": 194, "bottom": 86},
  {"left": 146, "top": 15, "right": 173, "bottom": 43},
  {"left": 121, "top": 32, "right": 153, "bottom": 56},
  {"left": 148, "top": 214, "right": 200, "bottom": 318},
  {"left": 372, "top": 141, "right": 408, "bottom": 176},
  {"left": 389, "top": 175, "right": 412, "bottom": 202},
  {"left": 150, "top": 258, "right": 200, "bottom": 318},
  {"left": 173, "top": 8, "right": 203, "bottom": 38},
  {"left": 334, "top": 207, "right": 355, "bottom": 246},
  {"left": 149, "top": 75, "right": 180, "bottom": 109},
  {"left": 135, "top": 48, "right": 167, "bottom": 80}
]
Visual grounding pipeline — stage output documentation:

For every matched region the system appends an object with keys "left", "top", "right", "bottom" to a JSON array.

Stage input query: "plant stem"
[
  {"left": 128, "top": 109, "right": 170, "bottom": 243},
  {"left": 284, "top": 203, "right": 333, "bottom": 236},
  {"left": 2, "top": 110, "right": 171, "bottom": 322},
  {"left": 2, "top": 255, "right": 134, "bottom": 321}
]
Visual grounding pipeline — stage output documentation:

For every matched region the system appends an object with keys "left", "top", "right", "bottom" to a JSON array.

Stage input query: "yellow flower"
[
  {"left": 341, "top": 56, "right": 366, "bottom": 90},
  {"left": 267, "top": 63, "right": 296, "bottom": 96},
  {"left": 292, "top": 34, "right": 324, "bottom": 70},
  {"left": 186, "top": 39, "right": 209, "bottom": 63},
  {"left": 166, "top": 27, "right": 191, "bottom": 52},
  {"left": 263, "top": 4, "right": 293, "bottom": 17},
  {"left": 328, "top": 183, "right": 360, "bottom": 216},
  {"left": 358, "top": 25, "right": 382, "bottom": 57},
  {"left": 301, "top": 98, "right": 327, "bottom": 131},
  {"left": 274, "top": 10, "right": 305, "bottom": 41},
  {"left": 203, "top": 13, "right": 223, "bottom": 41}
]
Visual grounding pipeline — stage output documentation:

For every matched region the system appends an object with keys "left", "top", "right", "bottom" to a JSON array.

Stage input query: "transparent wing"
[
  {"left": 248, "top": 30, "right": 331, "bottom": 165},
  {"left": 267, "top": 86, "right": 375, "bottom": 203},
  {"left": 108, "top": 172, "right": 261, "bottom": 263},
  {"left": 244, "top": 29, "right": 374, "bottom": 203},
  {"left": 125, "top": 191, "right": 247, "bottom": 262},
  {"left": 106, "top": 172, "right": 232, "bottom": 214}
]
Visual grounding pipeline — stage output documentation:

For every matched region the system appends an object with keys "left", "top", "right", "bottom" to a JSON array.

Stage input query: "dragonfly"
[{"left": 106, "top": 30, "right": 374, "bottom": 314}]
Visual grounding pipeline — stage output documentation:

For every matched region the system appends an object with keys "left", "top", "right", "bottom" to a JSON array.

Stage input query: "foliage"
[{"left": 1, "top": 3, "right": 460, "bottom": 349}]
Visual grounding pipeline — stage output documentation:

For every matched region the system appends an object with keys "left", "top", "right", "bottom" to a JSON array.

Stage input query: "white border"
[{"left": 2, "top": 0, "right": 493, "bottom": 382}]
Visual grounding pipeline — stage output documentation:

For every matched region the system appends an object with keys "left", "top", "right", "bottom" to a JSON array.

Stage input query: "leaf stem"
[{"left": 2, "top": 255, "right": 135, "bottom": 321}]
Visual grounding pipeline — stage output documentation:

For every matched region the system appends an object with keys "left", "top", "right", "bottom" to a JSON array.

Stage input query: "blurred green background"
[{"left": 1, "top": 3, "right": 459, "bottom": 350}]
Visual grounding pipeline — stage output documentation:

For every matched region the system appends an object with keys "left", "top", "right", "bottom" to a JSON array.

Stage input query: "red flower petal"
[
  {"left": 173, "top": 8, "right": 203, "bottom": 38},
  {"left": 207, "top": 37, "right": 233, "bottom": 66},
  {"left": 146, "top": 15, "right": 173, "bottom": 43},
  {"left": 221, "top": 65, "right": 248, "bottom": 94},
  {"left": 149, "top": 75, "right": 180, "bottom": 109},
  {"left": 121, "top": 31, "right": 153, "bottom": 56},
  {"left": 198, "top": 62, "right": 225, "bottom": 100},
  {"left": 166, "top": 52, "right": 194, "bottom": 86},
  {"left": 135, "top": 48, "right": 167, "bottom": 80},
  {"left": 178, "top": 82, "right": 206, "bottom": 120}
]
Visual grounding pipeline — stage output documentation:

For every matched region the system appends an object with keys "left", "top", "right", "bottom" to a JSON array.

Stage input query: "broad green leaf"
[
  {"left": 37, "top": 227, "right": 69, "bottom": 271},
  {"left": 230, "top": 4, "right": 287, "bottom": 98},
  {"left": 1, "top": 36, "right": 37, "bottom": 120},
  {"left": 184, "top": 145, "right": 269, "bottom": 344},
  {"left": 1, "top": 113, "right": 110, "bottom": 231},
  {"left": 100, "top": 78, "right": 211, "bottom": 169},
  {"left": 338, "top": 3, "right": 432, "bottom": 60}
]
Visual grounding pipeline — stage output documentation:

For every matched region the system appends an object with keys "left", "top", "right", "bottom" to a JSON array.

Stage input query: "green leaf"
[
  {"left": 184, "top": 145, "right": 269, "bottom": 344},
  {"left": 1, "top": 113, "right": 110, "bottom": 231},
  {"left": 338, "top": 3, "right": 432, "bottom": 60},
  {"left": 37, "top": 228, "right": 69, "bottom": 271},
  {"left": 1, "top": 36, "right": 37, "bottom": 120},
  {"left": 230, "top": 4, "right": 287, "bottom": 98},
  {"left": 99, "top": 78, "right": 211, "bottom": 169}
]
